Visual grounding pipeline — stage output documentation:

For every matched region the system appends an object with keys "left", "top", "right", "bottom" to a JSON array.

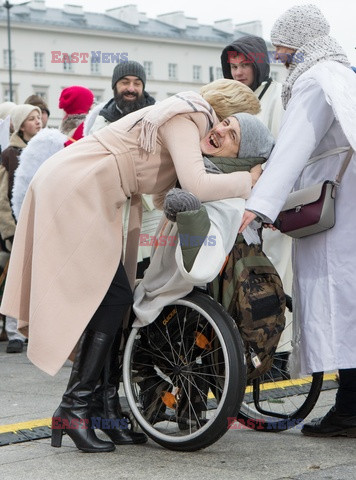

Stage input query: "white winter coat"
[{"left": 246, "top": 61, "right": 356, "bottom": 376}]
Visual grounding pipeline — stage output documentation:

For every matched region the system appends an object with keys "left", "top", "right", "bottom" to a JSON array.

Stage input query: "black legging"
[
  {"left": 335, "top": 368, "right": 356, "bottom": 415},
  {"left": 87, "top": 262, "right": 133, "bottom": 336}
]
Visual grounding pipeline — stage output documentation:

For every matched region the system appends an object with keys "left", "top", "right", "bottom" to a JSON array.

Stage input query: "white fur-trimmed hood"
[{"left": 12, "top": 128, "right": 67, "bottom": 220}]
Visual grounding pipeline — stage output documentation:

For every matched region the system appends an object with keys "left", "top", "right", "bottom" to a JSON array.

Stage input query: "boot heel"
[{"left": 51, "top": 426, "right": 63, "bottom": 447}]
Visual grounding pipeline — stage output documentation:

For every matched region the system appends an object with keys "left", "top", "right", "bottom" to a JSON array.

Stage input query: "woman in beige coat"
[{"left": 0, "top": 79, "right": 262, "bottom": 453}]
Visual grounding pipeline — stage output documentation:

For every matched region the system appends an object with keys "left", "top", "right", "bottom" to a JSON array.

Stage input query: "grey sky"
[{"left": 43, "top": 0, "right": 356, "bottom": 64}]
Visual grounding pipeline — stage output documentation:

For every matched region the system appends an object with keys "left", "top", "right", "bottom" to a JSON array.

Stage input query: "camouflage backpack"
[{"left": 209, "top": 234, "right": 286, "bottom": 381}]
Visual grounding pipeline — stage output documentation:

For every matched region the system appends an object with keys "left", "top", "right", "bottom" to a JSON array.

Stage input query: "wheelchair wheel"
[
  {"left": 123, "top": 291, "right": 246, "bottom": 451},
  {"left": 238, "top": 304, "right": 324, "bottom": 432}
]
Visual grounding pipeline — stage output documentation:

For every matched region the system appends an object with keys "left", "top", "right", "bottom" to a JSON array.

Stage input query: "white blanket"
[{"left": 133, "top": 197, "right": 245, "bottom": 327}]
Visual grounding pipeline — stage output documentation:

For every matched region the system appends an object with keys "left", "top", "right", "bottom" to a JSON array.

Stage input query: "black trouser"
[
  {"left": 335, "top": 368, "right": 356, "bottom": 415},
  {"left": 87, "top": 262, "right": 133, "bottom": 336}
]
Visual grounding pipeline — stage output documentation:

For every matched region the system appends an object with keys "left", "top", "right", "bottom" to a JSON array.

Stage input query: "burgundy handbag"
[{"left": 276, "top": 148, "right": 353, "bottom": 238}]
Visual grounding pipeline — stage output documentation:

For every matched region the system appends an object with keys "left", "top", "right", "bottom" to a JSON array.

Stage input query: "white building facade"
[{"left": 0, "top": 0, "right": 286, "bottom": 126}]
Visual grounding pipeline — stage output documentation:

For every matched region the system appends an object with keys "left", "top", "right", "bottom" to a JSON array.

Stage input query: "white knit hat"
[
  {"left": 271, "top": 4, "right": 330, "bottom": 50},
  {"left": 10, "top": 104, "right": 41, "bottom": 134},
  {"left": 0, "top": 101, "right": 16, "bottom": 120}
]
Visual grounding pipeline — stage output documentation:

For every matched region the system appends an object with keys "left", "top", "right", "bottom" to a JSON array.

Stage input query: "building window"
[
  {"left": 63, "top": 60, "right": 73, "bottom": 72},
  {"left": 3, "top": 85, "right": 17, "bottom": 103},
  {"left": 34, "top": 90, "right": 47, "bottom": 99},
  {"left": 144, "top": 61, "right": 153, "bottom": 79},
  {"left": 90, "top": 59, "right": 101, "bottom": 75},
  {"left": 168, "top": 63, "right": 177, "bottom": 80},
  {"left": 32, "top": 86, "right": 48, "bottom": 101},
  {"left": 34, "top": 52, "right": 45, "bottom": 70},
  {"left": 215, "top": 67, "right": 223, "bottom": 79},
  {"left": 3, "top": 49, "right": 15, "bottom": 68},
  {"left": 193, "top": 65, "right": 202, "bottom": 82}
]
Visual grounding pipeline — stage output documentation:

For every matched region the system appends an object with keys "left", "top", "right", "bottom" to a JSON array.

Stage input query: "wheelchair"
[{"left": 122, "top": 288, "right": 324, "bottom": 451}]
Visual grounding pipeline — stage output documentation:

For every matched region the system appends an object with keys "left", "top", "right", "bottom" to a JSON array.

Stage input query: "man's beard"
[{"left": 114, "top": 90, "right": 146, "bottom": 115}]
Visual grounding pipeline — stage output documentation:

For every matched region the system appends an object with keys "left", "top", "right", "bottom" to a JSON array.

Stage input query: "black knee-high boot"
[
  {"left": 51, "top": 329, "right": 116, "bottom": 452},
  {"left": 91, "top": 325, "right": 148, "bottom": 445}
]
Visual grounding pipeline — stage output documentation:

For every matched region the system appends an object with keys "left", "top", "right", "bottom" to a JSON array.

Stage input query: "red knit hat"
[{"left": 59, "top": 86, "right": 94, "bottom": 115}]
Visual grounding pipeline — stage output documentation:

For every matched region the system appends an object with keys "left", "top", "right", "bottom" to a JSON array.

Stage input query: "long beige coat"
[{"left": 0, "top": 108, "right": 253, "bottom": 375}]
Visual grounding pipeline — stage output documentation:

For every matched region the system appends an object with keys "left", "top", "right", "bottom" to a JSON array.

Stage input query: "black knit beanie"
[{"left": 111, "top": 61, "right": 146, "bottom": 89}]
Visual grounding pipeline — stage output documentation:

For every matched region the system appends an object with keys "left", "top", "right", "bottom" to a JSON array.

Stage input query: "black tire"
[
  {"left": 238, "top": 332, "right": 324, "bottom": 431},
  {"left": 123, "top": 291, "right": 247, "bottom": 451},
  {"left": 238, "top": 372, "right": 323, "bottom": 431}
]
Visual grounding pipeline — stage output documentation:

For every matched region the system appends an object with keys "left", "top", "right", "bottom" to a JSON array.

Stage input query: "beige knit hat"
[
  {"left": 271, "top": 4, "right": 330, "bottom": 50},
  {"left": 0, "top": 101, "right": 17, "bottom": 120},
  {"left": 10, "top": 104, "right": 41, "bottom": 134}
]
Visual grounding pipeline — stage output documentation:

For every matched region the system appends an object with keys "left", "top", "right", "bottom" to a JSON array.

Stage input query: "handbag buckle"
[
  {"left": 331, "top": 181, "right": 338, "bottom": 198},
  {"left": 295, "top": 205, "right": 302, "bottom": 213}
]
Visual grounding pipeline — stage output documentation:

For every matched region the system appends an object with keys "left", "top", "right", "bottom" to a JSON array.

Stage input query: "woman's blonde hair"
[{"left": 200, "top": 78, "right": 260, "bottom": 120}]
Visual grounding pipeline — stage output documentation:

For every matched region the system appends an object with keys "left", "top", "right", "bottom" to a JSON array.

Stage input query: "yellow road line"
[
  {"left": 208, "top": 372, "right": 338, "bottom": 398},
  {"left": 0, "top": 418, "right": 51, "bottom": 434},
  {"left": 245, "top": 372, "right": 337, "bottom": 394}
]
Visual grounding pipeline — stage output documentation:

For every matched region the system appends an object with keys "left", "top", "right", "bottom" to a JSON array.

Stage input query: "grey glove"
[{"left": 163, "top": 188, "right": 201, "bottom": 222}]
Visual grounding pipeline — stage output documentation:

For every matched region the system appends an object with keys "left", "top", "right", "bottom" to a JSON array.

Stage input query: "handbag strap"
[
  {"left": 335, "top": 147, "right": 354, "bottom": 185},
  {"left": 306, "top": 146, "right": 349, "bottom": 166}
]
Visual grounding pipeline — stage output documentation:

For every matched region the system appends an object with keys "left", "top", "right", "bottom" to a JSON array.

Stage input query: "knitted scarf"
[
  {"left": 204, "top": 156, "right": 265, "bottom": 174},
  {"left": 136, "top": 92, "right": 217, "bottom": 154},
  {"left": 282, "top": 35, "right": 350, "bottom": 109}
]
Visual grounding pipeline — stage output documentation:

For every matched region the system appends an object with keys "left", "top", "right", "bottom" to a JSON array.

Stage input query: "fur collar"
[
  {"left": 9, "top": 132, "right": 27, "bottom": 149},
  {"left": 60, "top": 115, "right": 86, "bottom": 135}
]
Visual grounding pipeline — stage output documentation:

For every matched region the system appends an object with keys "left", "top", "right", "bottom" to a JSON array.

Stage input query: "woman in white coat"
[{"left": 240, "top": 4, "right": 356, "bottom": 437}]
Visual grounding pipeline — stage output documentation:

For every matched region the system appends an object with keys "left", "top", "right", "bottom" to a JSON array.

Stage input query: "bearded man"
[{"left": 87, "top": 60, "right": 155, "bottom": 132}]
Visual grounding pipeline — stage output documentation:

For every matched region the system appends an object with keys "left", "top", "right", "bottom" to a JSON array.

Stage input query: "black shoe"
[
  {"left": 51, "top": 329, "right": 116, "bottom": 453},
  {"left": 301, "top": 406, "right": 356, "bottom": 437},
  {"left": 6, "top": 340, "right": 24, "bottom": 353},
  {"left": 91, "top": 386, "right": 148, "bottom": 445},
  {"left": 99, "top": 418, "right": 147, "bottom": 445},
  {"left": 102, "top": 422, "right": 147, "bottom": 445},
  {"left": 52, "top": 406, "right": 115, "bottom": 453}
]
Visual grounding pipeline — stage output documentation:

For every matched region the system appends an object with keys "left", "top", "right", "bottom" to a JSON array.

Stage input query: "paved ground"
[{"left": 1, "top": 339, "right": 355, "bottom": 480}]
